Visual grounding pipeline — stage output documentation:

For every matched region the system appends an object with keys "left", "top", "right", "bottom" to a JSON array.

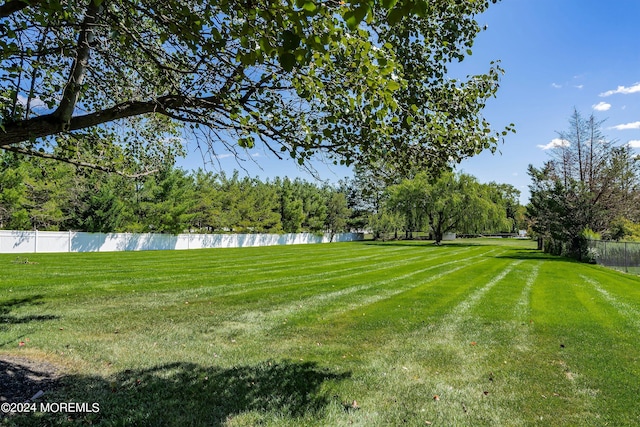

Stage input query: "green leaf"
[
  {"left": 279, "top": 52, "right": 297, "bottom": 71},
  {"left": 282, "top": 30, "right": 301, "bottom": 51},
  {"left": 387, "top": 80, "right": 401, "bottom": 91},
  {"left": 381, "top": 0, "right": 398, "bottom": 10},
  {"left": 238, "top": 137, "right": 255, "bottom": 149},
  {"left": 413, "top": 1, "right": 428, "bottom": 17},
  {"left": 302, "top": 1, "right": 317, "bottom": 12},
  {"left": 343, "top": 10, "right": 357, "bottom": 30},
  {"left": 344, "top": 4, "right": 370, "bottom": 30}
]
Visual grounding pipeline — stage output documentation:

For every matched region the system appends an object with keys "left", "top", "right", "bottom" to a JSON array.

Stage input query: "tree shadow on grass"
[
  {"left": 494, "top": 249, "right": 580, "bottom": 263},
  {"left": 361, "top": 240, "right": 460, "bottom": 248},
  {"left": 0, "top": 356, "right": 62, "bottom": 404},
  {"left": 3, "top": 359, "right": 351, "bottom": 426},
  {"left": 360, "top": 240, "right": 525, "bottom": 248},
  {"left": 0, "top": 296, "right": 58, "bottom": 337}
]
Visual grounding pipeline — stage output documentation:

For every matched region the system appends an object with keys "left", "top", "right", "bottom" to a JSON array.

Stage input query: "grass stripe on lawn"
[{"left": 3, "top": 239, "right": 640, "bottom": 426}]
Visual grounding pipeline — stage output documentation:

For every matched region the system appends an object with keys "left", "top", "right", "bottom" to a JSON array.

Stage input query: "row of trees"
[
  {"left": 527, "top": 110, "right": 640, "bottom": 259},
  {"left": 1, "top": 150, "right": 525, "bottom": 242},
  {"left": 348, "top": 170, "right": 526, "bottom": 243},
  {"left": 0, "top": 153, "right": 350, "bottom": 236}
]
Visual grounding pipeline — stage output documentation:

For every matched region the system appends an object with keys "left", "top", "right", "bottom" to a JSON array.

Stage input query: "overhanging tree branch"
[
  {"left": 1, "top": 94, "right": 225, "bottom": 147},
  {"left": 1, "top": 0, "right": 508, "bottom": 174},
  {"left": 2, "top": 144, "right": 158, "bottom": 177},
  {"left": 0, "top": 0, "right": 40, "bottom": 18}
]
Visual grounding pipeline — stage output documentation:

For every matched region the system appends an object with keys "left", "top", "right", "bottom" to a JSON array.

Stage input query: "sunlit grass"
[{"left": 2, "top": 239, "right": 640, "bottom": 425}]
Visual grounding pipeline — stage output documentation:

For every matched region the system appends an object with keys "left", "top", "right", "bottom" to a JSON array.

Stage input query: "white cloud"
[
  {"left": 17, "top": 95, "right": 46, "bottom": 108},
  {"left": 574, "top": 85, "right": 584, "bottom": 90},
  {"left": 592, "top": 102, "right": 611, "bottom": 111},
  {"left": 215, "top": 153, "right": 234, "bottom": 159},
  {"left": 537, "top": 138, "right": 570, "bottom": 150},
  {"left": 627, "top": 140, "right": 640, "bottom": 148},
  {"left": 600, "top": 82, "right": 640, "bottom": 97},
  {"left": 551, "top": 83, "right": 562, "bottom": 89},
  {"left": 610, "top": 121, "right": 640, "bottom": 131}
]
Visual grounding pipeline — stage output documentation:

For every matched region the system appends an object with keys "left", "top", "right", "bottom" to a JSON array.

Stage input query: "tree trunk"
[{"left": 434, "top": 230, "right": 443, "bottom": 245}]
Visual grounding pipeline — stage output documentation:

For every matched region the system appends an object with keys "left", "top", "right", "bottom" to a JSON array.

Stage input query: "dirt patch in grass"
[{"left": 0, "top": 355, "right": 62, "bottom": 403}]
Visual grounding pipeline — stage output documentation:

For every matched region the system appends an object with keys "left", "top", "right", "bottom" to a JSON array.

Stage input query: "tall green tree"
[
  {"left": 527, "top": 110, "right": 640, "bottom": 258},
  {"left": 424, "top": 172, "right": 509, "bottom": 244},
  {"left": 82, "top": 183, "right": 126, "bottom": 233},
  {"left": 276, "top": 177, "right": 305, "bottom": 233},
  {"left": 22, "top": 158, "right": 74, "bottom": 230},
  {"left": 386, "top": 175, "right": 429, "bottom": 239},
  {"left": 0, "top": 153, "right": 30, "bottom": 229},
  {"left": 190, "top": 170, "right": 224, "bottom": 232},
  {"left": 368, "top": 209, "right": 403, "bottom": 241},
  {"left": 325, "top": 191, "right": 350, "bottom": 241},
  {"left": 235, "top": 177, "right": 281, "bottom": 233},
  {"left": 382, "top": 172, "right": 510, "bottom": 243},
  {"left": 299, "top": 181, "right": 329, "bottom": 233},
  {"left": 486, "top": 182, "right": 521, "bottom": 233},
  {"left": 59, "top": 170, "right": 129, "bottom": 232},
  {"left": 124, "top": 167, "right": 195, "bottom": 234},
  {"left": 527, "top": 164, "right": 595, "bottom": 257}
]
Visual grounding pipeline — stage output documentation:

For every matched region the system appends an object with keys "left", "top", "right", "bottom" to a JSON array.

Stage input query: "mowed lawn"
[{"left": 2, "top": 239, "right": 640, "bottom": 426}]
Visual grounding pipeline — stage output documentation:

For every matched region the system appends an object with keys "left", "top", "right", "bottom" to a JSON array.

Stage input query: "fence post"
[
  {"left": 34, "top": 229, "right": 38, "bottom": 253},
  {"left": 625, "top": 242, "right": 628, "bottom": 273}
]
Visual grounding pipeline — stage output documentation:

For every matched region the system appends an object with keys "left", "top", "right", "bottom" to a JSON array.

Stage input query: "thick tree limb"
[
  {"left": 53, "top": 0, "right": 101, "bottom": 124},
  {"left": 1, "top": 94, "right": 223, "bottom": 147}
]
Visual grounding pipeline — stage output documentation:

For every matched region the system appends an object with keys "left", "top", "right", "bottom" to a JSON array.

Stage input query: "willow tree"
[
  {"left": 1, "top": 0, "right": 509, "bottom": 175},
  {"left": 424, "top": 172, "right": 509, "bottom": 243}
]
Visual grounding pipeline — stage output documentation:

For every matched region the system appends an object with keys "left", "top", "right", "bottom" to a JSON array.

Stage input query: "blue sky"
[
  {"left": 179, "top": 0, "right": 640, "bottom": 204},
  {"left": 456, "top": 0, "right": 640, "bottom": 203}
]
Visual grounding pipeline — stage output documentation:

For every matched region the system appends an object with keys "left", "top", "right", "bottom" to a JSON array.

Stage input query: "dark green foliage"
[
  {"left": 382, "top": 172, "right": 514, "bottom": 242},
  {"left": 527, "top": 110, "right": 640, "bottom": 260},
  {"left": 0, "top": 153, "right": 30, "bottom": 229},
  {"left": 277, "top": 178, "right": 305, "bottom": 233},
  {"left": 82, "top": 184, "right": 126, "bottom": 233},
  {"left": 527, "top": 164, "right": 594, "bottom": 259},
  {"left": 0, "top": 153, "right": 351, "bottom": 234},
  {"left": 325, "top": 192, "right": 350, "bottom": 241}
]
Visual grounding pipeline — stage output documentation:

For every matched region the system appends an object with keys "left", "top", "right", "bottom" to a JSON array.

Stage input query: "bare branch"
[{"left": 2, "top": 144, "right": 158, "bottom": 178}]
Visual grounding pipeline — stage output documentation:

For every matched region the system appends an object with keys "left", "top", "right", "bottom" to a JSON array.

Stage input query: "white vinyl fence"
[{"left": 0, "top": 230, "right": 364, "bottom": 254}]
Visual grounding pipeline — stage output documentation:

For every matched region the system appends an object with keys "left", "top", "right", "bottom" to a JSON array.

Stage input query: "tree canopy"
[
  {"left": 1, "top": 0, "right": 509, "bottom": 175},
  {"left": 527, "top": 110, "right": 640, "bottom": 258},
  {"left": 0, "top": 151, "right": 353, "bottom": 234},
  {"left": 374, "top": 171, "right": 515, "bottom": 243}
]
